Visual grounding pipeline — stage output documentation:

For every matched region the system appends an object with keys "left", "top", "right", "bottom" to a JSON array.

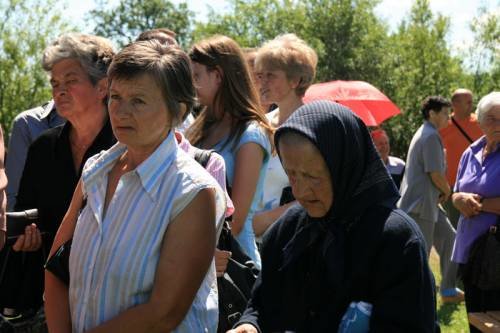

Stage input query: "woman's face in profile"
[
  {"left": 279, "top": 138, "right": 333, "bottom": 218},
  {"left": 108, "top": 73, "right": 171, "bottom": 151},
  {"left": 191, "top": 61, "right": 220, "bottom": 108},
  {"left": 256, "top": 67, "right": 297, "bottom": 105}
]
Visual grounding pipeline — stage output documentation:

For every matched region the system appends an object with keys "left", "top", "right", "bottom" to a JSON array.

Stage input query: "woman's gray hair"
[
  {"left": 476, "top": 91, "right": 500, "bottom": 123},
  {"left": 42, "top": 33, "right": 115, "bottom": 85}
]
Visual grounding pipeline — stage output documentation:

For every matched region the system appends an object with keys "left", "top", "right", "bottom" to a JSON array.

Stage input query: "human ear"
[
  {"left": 214, "top": 66, "right": 223, "bottom": 85},
  {"left": 172, "top": 102, "right": 188, "bottom": 128},
  {"left": 96, "top": 78, "right": 109, "bottom": 99},
  {"left": 289, "top": 77, "right": 301, "bottom": 90}
]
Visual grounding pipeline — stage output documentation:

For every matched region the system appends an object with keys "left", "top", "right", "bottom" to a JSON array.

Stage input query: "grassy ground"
[{"left": 429, "top": 249, "right": 469, "bottom": 332}]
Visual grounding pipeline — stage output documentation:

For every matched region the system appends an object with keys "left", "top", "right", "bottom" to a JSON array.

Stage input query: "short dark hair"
[
  {"left": 421, "top": 96, "right": 451, "bottom": 119},
  {"left": 108, "top": 40, "right": 196, "bottom": 127},
  {"left": 135, "top": 28, "right": 178, "bottom": 46}
]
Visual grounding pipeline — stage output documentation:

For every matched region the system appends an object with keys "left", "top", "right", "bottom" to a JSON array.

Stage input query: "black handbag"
[
  {"left": 463, "top": 218, "right": 500, "bottom": 290},
  {"left": 0, "top": 209, "right": 47, "bottom": 310},
  {"left": 5, "top": 209, "right": 39, "bottom": 241},
  {"left": 216, "top": 221, "right": 259, "bottom": 333},
  {"left": 44, "top": 239, "right": 72, "bottom": 286}
]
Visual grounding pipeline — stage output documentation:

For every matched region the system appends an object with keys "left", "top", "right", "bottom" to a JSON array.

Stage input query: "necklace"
[{"left": 69, "top": 129, "right": 93, "bottom": 152}]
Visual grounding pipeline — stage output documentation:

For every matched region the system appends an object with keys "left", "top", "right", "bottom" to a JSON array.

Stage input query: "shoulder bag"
[{"left": 463, "top": 217, "right": 500, "bottom": 290}]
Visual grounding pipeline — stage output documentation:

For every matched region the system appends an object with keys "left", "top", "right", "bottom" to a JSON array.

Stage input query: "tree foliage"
[
  {"left": 194, "top": 0, "right": 388, "bottom": 82},
  {"left": 2, "top": 0, "right": 497, "bottom": 160},
  {"left": 0, "top": 0, "right": 71, "bottom": 138},
  {"left": 465, "top": 5, "right": 500, "bottom": 98},
  {"left": 195, "top": 0, "right": 472, "bottom": 157},
  {"left": 380, "top": 0, "right": 466, "bottom": 157},
  {"left": 89, "top": 0, "right": 195, "bottom": 48},
  {"left": 193, "top": 0, "right": 309, "bottom": 47},
  {"left": 302, "top": 0, "right": 389, "bottom": 83}
]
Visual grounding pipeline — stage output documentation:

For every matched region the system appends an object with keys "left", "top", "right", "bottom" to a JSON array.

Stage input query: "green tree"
[
  {"left": 465, "top": 5, "right": 500, "bottom": 98},
  {"left": 89, "top": 0, "right": 194, "bottom": 48},
  {"left": 303, "top": 0, "right": 389, "bottom": 83},
  {"left": 0, "top": 0, "right": 71, "bottom": 138},
  {"left": 194, "top": 0, "right": 388, "bottom": 83},
  {"left": 193, "top": 0, "right": 310, "bottom": 47},
  {"left": 381, "top": 0, "right": 466, "bottom": 157}
]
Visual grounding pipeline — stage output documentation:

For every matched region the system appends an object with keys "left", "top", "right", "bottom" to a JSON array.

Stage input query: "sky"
[{"left": 66, "top": 0, "right": 499, "bottom": 52}]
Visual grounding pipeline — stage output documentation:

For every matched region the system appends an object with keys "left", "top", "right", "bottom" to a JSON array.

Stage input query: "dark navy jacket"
[{"left": 237, "top": 204, "right": 438, "bottom": 333}]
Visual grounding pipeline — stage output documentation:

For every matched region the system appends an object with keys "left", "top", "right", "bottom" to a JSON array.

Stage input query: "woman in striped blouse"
[{"left": 45, "top": 40, "right": 226, "bottom": 332}]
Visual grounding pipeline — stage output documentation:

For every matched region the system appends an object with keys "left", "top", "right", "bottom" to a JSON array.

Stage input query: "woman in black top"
[
  {"left": 4, "top": 33, "right": 116, "bottom": 312},
  {"left": 232, "top": 101, "right": 438, "bottom": 333}
]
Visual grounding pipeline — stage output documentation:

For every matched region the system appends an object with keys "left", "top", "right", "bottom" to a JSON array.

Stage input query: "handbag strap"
[
  {"left": 451, "top": 116, "right": 473, "bottom": 144},
  {"left": 193, "top": 148, "right": 213, "bottom": 169}
]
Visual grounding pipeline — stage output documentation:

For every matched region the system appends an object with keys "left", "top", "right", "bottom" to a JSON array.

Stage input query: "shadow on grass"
[{"left": 438, "top": 302, "right": 461, "bottom": 326}]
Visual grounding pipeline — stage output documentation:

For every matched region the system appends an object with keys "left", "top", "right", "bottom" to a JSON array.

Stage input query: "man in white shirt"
[{"left": 371, "top": 129, "right": 405, "bottom": 189}]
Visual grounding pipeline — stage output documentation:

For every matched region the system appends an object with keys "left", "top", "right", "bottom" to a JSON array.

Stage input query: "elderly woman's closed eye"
[{"left": 279, "top": 134, "right": 332, "bottom": 218}]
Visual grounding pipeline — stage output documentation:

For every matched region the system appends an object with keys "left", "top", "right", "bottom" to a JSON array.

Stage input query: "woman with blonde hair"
[
  {"left": 252, "top": 33, "right": 317, "bottom": 237},
  {"left": 187, "top": 35, "right": 272, "bottom": 267}
]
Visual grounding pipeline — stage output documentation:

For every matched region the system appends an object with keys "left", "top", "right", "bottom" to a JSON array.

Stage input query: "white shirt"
[
  {"left": 258, "top": 109, "right": 290, "bottom": 212},
  {"left": 69, "top": 131, "right": 226, "bottom": 332},
  {"left": 387, "top": 156, "right": 405, "bottom": 176}
]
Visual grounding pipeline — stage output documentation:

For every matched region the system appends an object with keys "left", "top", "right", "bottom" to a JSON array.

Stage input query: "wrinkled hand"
[
  {"left": 12, "top": 224, "right": 42, "bottom": 252},
  {"left": 227, "top": 324, "right": 258, "bottom": 333},
  {"left": 215, "top": 249, "right": 232, "bottom": 277},
  {"left": 453, "top": 192, "right": 482, "bottom": 218},
  {"left": 438, "top": 188, "right": 452, "bottom": 204}
]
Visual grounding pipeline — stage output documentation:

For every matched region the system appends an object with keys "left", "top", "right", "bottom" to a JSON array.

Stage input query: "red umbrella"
[{"left": 303, "top": 80, "right": 401, "bottom": 126}]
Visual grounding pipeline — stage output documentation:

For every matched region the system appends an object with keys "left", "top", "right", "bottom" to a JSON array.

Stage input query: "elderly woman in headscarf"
[{"left": 231, "top": 101, "right": 438, "bottom": 333}]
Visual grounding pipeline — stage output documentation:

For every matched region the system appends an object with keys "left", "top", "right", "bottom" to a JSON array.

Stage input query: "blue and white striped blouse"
[{"left": 69, "top": 131, "right": 226, "bottom": 332}]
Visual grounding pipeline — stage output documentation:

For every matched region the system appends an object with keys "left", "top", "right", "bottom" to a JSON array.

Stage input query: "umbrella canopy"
[{"left": 303, "top": 80, "right": 401, "bottom": 126}]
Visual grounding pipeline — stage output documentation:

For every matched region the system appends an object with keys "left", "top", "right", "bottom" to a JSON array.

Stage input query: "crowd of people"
[{"left": 0, "top": 27, "right": 497, "bottom": 333}]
